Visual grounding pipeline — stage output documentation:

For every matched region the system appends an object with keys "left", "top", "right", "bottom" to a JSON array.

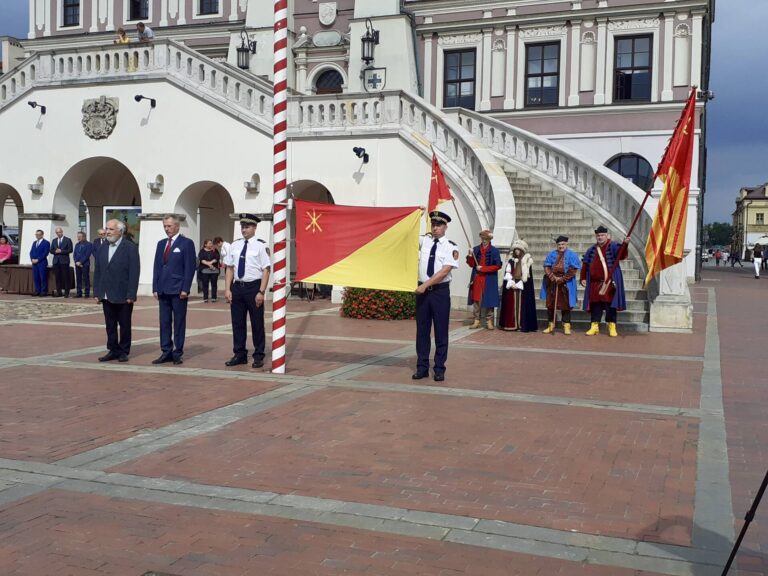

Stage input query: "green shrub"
[{"left": 341, "top": 287, "right": 416, "bottom": 320}]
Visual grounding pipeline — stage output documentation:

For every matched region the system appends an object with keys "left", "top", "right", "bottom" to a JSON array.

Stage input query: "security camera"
[{"left": 353, "top": 146, "right": 369, "bottom": 163}]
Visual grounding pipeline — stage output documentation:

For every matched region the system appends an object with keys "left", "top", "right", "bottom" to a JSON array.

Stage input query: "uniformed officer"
[
  {"left": 413, "top": 210, "right": 459, "bottom": 382},
  {"left": 224, "top": 214, "right": 271, "bottom": 368}
]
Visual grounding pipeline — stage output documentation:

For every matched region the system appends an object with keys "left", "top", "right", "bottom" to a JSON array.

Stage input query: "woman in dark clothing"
[
  {"left": 198, "top": 239, "right": 220, "bottom": 302},
  {"left": 498, "top": 239, "right": 538, "bottom": 332}
]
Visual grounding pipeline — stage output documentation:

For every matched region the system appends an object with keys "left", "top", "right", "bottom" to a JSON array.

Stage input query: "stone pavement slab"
[{"left": 113, "top": 387, "right": 698, "bottom": 546}]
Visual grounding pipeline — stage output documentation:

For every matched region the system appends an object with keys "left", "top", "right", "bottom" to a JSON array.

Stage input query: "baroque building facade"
[{"left": 0, "top": 0, "right": 714, "bottom": 330}]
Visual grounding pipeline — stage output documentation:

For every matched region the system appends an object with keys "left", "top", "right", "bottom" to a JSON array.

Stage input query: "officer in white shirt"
[
  {"left": 413, "top": 211, "right": 459, "bottom": 382},
  {"left": 223, "top": 214, "right": 271, "bottom": 368}
]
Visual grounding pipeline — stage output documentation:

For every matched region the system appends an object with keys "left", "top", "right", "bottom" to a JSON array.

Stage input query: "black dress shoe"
[
  {"left": 173, "top": 358, "right": 183, "bottom": 365},
  {"left": 433, "top": 373, "right": 445, "bottom": 382},
  {"left": 118, "top": 354, "right": 129, "bottom": 362},
  {"left": 412, "top": 372, "right": 429, "bottom": 380},
  {"left": 64, "top": 293, "right": 70, "bottom": 298},
  {"left": 225, "top": 356, "right": 248, "bottom": 366},
  {"left": 151, "top": 355, "right": 173, "bottom": 365},
  {"left": 252, "top": 359, "right": 264, "bottom": 368},
  {"left": 99, "top": 352, "right": 118, "bottom": 362}
]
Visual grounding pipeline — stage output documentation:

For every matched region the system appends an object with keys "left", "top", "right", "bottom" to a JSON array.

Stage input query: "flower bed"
[{"left": 341, "top": 287, "right": 416, "bottom": 320}]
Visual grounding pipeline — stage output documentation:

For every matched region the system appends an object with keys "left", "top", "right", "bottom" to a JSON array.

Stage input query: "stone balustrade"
[
  {"left": 453, "top": 109, "right": 653, "bottom": 263},
  {"left": 0, "top": 39, "right": 274, "bottom": 135}
]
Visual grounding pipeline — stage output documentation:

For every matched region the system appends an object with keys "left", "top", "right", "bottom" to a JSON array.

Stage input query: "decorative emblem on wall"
[
  {"left": 82, "top": 96, "right": 119, "bottom": 140},
  {"left": 519, "top": 26, "right": 567, "bottom": 38},
  {"left": 438, "top": 34, "right": 483, "bottom": 46},
  {"left": 363, "top": 67, "right": 387, "bottom": 92},
  {"left": 607, "top": 18, "right": 660, "bottom": 31},
  {"left": 319, "top": 2, "right": 337, "bottom": 26}
]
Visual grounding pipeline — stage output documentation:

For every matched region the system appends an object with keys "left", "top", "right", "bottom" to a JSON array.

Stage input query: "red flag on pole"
[
  {"left": 644, "top": 88, "right": 697, "bottom": 285},
  {"left": 428, "top": 152, "right": 453, "bottom": 213}
]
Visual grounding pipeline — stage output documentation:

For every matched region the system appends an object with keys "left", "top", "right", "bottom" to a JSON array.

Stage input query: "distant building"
[{"left": 732, "top": 183, "right": 768, "bottom": 258}]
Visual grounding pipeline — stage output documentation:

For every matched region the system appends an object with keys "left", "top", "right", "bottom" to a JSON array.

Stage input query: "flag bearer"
[
  {"left": 580, "top": 225, "right": 630, "bottom": 337},
  {"left": 413, "top": 211, "right": 459, "bottom": 382}
]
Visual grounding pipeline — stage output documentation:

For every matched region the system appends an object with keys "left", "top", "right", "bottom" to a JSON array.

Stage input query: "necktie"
[
  {"left": 427, "top": 238, "right": 438, "bottom": 277},
  {"left": 238, "top": 239, "right": 248, "bottom": 279},
  {"left": 163, "top": 238, "right": 172, "bottom": 263}
]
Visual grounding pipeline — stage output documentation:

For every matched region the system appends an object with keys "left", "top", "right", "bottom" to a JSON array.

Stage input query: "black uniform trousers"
[
  {"left": 75, "top": 264, "right": 90, "bottom": 297},
  {"left": 102, "top": 300, "right": 133, "bottom": 356},
  {"left": 415, "top": 282, "right": 450, "bottom": 377},
  {"left": 230, "top": 280, "right": 265, "bottom": 361},
  {"left": 54, "top": 262, "right": 71, "bottom": 295},
  {"left": 590, "top": 301, "right": 617, "bottom": 323}
]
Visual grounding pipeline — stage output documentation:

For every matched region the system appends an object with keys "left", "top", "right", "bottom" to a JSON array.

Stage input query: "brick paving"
[{"left": 0, "top": 266, "right": 764, "bottom": 574}]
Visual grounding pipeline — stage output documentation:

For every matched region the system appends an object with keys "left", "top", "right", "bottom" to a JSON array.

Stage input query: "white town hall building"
[{"left": 0, "top": 0, "right": 714, "bottom": 330}]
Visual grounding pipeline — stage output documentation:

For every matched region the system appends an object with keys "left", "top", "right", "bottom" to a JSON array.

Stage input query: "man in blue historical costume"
[
  {"left": 499, "top": 239, "right": 538, "bottom": 332},
  {"left": 466, "top": 229, "right": 502, "bottom": 329},
  {"left": 579, "top": 225, "right": 629, "bottom": 337},
  {"left": 540, "top": 235, "right": 580, "bottom": 335}
]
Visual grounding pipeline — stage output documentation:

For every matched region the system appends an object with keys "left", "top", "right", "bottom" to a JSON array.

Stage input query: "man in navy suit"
[
  {"left": 92, "top": 228, "right": 107, "bottom": 254},
  {"left": 29, "top": 229, "right": 50, "bottom": 296},
  {"left": 73, "top": 230, "right": 93, "bottom": 298},
  {"left": 93, "top": 219, "right": 140, "bottom": 362},
  {"left": 50, "top": 226, "right": 73, "bottom": 297},
  {"left": 152, "top": 215, "right": 196, "bottom": 365}
]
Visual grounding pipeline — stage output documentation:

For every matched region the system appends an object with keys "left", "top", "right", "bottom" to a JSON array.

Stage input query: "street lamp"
[
  {"left": 361, "top": 18, "right": 379, "bottom": 66},
  {"left": 237, "top": 28, "right": 257, "bottom": 70}
]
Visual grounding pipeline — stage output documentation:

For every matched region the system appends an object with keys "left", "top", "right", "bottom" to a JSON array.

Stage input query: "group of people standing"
[{"left": 465, "top": 225, "right": 629, "bottom": 337}]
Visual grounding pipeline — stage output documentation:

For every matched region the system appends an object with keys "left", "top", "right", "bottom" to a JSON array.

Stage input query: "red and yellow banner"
[
  {"left": 644, "top": 89, "right": 697, "bottom": 285},
  {"left": 295, "top": 200, "right": 421, "bottom": 292},
  {"left": 428, "top": 152, "right": 453, "bottom": 212}
]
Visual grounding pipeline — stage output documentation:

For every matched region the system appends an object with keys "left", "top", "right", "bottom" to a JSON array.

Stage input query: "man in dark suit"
[
  {"left": 73, "top": 230, "right": 93, "bottom": 298},
  {"left": 50, "top": 226, "right": 73, "bottom": 297},
  {"left": 93, "top": 219, "right": 140, "bottom": 362},
  {"left": 29, "top": 229, "right": 50, "bottom": 296},
  {"left": 92, "top": 228, "right": 107, "bottom": 253},
  {"left": 152, "top": 215, "right": 196, "bottom": 365}
]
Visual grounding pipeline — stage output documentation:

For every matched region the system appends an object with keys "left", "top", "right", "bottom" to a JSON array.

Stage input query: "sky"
[{"left": 0, "top": 0, "right": 763, "bottom": 224}]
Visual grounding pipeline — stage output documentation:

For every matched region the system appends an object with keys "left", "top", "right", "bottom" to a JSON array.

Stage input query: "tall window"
[
  {"left": 443, "top": 49, "right": 476, "bottom": 109},
  {"left": 525, "top": 42, "right": 560, "bottom": 107},
  {"left": 199, "top": 0, "right": 219, "bottom": 15},
  {"left": 757, "top": 213, "right": 765, "bottom": 225},
  {"left": 129, "top": 0, "right": 149, "bottom": 20},
  {"left": 62, "top": 0, "right": 80, "bottom": 27},
  {"left": 606, "top": 154, "right": 655, "bottom": 191},
  {"left": 614, "top": 35, "right": 652, "bottom": 101}
]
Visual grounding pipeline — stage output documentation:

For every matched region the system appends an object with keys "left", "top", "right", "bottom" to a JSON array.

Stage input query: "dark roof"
[{"left": 741, "top": 184, "right": 768, "bottom": 200}]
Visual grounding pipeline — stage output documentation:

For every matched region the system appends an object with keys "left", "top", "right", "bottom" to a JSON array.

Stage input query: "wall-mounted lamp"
[
  {"left": 237, "top": 28, "right": 257, "bottom": 70},
  {"left": 361, "top": 18, "right": 380, "bottom": 66},
  {"left": 28, "top": 101, "right": 46, "bottom": 114},
  {"left": 244, "top": 173, "right": 261, "bottom": 195},
  {"left": 134, "top": 94, "right": 156, "bottom": 108},
  {"left": 28, "top": 183, "right": 43, "bottom": 194},
  {"left": 353, "top": 146, "right": 369, "bottom": 164}
]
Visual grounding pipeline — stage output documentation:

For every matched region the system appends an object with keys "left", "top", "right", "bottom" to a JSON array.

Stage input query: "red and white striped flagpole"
[{"left": 271, "top": 0, "right": 288, "bottom": 373}]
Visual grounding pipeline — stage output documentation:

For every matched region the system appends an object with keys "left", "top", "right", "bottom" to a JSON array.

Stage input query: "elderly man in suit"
[
  {"left": 50, "top": 226, "right": 73, "bottom": 297},
  {"left": 152, "top": 214, "right": 196, "bottom": 365},
  {"left": 29, "top": 229, "right": 50, "bottom": 296},
  {"left": 93, "top": 219, "right": 140, "bottom": 362}
]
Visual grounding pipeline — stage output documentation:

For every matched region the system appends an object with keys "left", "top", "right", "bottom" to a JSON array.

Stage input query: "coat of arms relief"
[{"left": 82, "top": 96, "right": 119, "bottom": 140}]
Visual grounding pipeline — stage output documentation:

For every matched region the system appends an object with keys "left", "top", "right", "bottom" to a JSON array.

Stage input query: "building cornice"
[{"left": 486, "top": 99, "right": 703, "bottom": 120}]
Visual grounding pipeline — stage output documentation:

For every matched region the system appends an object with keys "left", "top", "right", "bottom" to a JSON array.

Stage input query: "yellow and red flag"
[
  {"left": 295, "top": 200, "right": 421, "bottom": 292},
  {"left": 644, "top": 89, "right": 697, "bottom": 285},
  {"left": 428, "top": 152, "right": 453, "bottom": 212}
]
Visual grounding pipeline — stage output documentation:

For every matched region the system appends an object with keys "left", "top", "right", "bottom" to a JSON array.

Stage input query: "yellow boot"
[
  {"left": 607, "top": 322, "right": 618, "bottom": 337},
  {"left": 542, "top": 322, "right": 555, "bottom": 334},
  {"left": 563, "top": 323, "right": 572, "bottom": 335},
  {"left": 486, "top": 318, "right": 495, "bottom": 330},
  {"left": 585, "top": 322, "right": 600, "bottom": 336},
  {"left": 469, "top": 319, "right": 482, "bottom": 329}
]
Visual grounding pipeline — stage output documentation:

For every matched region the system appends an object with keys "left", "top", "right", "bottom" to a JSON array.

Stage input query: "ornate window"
[
  {"left": 443, "top": 49, "right": 476, "bottom": 109},
  {"left": 62, "top": 0, "right": 80, "bottom": 27},
  {"left": 525, "top": 42, "right": 560, "bottom": 107},
  {"left": 315, "top": 69, "right": 344, "bottom": 95},
  {"left": 129, "top": 0, "right": 149, "bottom": 21},
  {"left": 614, "top": 35, "right": 652, "bottom": 101},
  {"left": 606, "top": 153, "right": 654, "bottom": 191},
  {"left": 198, "top": 0, "right": 219, "bottom": 15}
]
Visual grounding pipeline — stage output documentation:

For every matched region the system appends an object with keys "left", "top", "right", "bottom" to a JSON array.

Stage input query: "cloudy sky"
[{"left": 0, "top": 0, "right": 763, "bottom": 223}]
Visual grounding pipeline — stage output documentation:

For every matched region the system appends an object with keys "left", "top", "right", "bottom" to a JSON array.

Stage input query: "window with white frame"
[
  {"left": 129, "top": 0, "right": 149, "bottom": 21},
  {"left": 198, "top": 0, "right": 220, "bottom": 15},
  {"left": 614, "top": 35, "right": 652, "bottom": 102},
  {"left": 443, "top": 49, "right": 476, "bottom": 109},
  {"left": 62, "top": 0, "right": 80, "bottom": 27}
]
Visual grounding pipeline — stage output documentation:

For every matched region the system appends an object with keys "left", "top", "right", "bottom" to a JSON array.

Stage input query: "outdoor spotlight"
[
  {"left": 134, "top": 94, "right": 156, "bottom": 108},
  {"left": 28, "top": 101, "right": 46, "bottom": 114},
  {"left": 360, "top": 18, "right": 380, "bottom": 65},
  {"left": 237, "top": 28, "right": 257, "bottom": 70},
  {"left": 353, "top": 146, "right": 369, "bottom": 164}
]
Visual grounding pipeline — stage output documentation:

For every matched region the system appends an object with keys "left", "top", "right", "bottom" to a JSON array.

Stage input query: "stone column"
[
  {"left": 160, "top": 0, "right": 169, "bottom": 28},
  {"left": 691, "top": 13, "right": 703, "bottom": 86},
  {"left": 480, "top": 28, "right": 492, "bottom": 110},
  {"left": 503, "top": 27, "right": 516, "bottom": 109},
  {"left": 594, "top": 19, "right": 607, "bottom": 105},
  {"left": 650, "top": 254, "right": 693, "bottom": 332},
  {"left": 423, "top": 34, "right": 433, "bottom": 104},
  {"left": 568, "top": 20, "right": 581, "bottom": 106},
  {"left": 662, "top": 13, "right": 674, "bottom": 101}
]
